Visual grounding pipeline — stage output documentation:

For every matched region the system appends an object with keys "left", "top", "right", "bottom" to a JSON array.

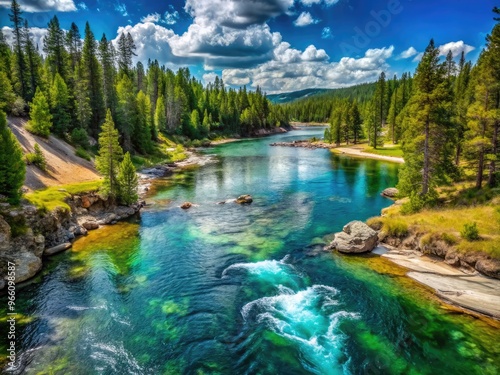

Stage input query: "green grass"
[
  {"left": 131, "top": 134, "right": 188, "bottom": 169},
  {"left": 25, "top": 180, "right": 102, "bottom": 212},
  {"left": 362, "top": 144, "right": 404, "bottom": 158}
]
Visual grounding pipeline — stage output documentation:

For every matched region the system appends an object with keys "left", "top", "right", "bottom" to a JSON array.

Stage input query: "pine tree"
[
  {"left": 9, "top": 0, "right": 27, "bottom": 100},
  {"left": 0, "top": 71, "right": 15, "bottom": 112},
  {"left": 43, "top": 15, "right": 67, "bottom": 80},
  {"left": 371, "top": 72, "right": 387, "bottom": 148},
  {"left": 116, "top": 74, "right": 136, "bottom": 150},
  {"left": 66, "top": 22, "right": 82, "bottom": 74},
  {"left": 0, "top": 110, "right": 25, "bottom": 204},
  {"left": 349, "top": 100, "right": 362, "bottom": 144},
  {"left": 117, "top": 152, "right": 138, "bottom": 205},
  {"left": 28, "top": 87, "right": 52, "bottom": 137},
  {"left": 135, "top": 91, "right": 154, "bottom": 151},
  {"left": 81, "top": 22, "right": 105, "bottom": 137},
  {"left": 202, "top": 109, "right": 211, "bottom": 136},
  {"left": 398, "top": 39, "right": 454, "bottom": 197},
  {"left": 154, "top": 95, "right": 167, "bottom": 133},
  {"left": 50, "top": 73, "right": 71, "bottom": 135},
  {"left": 99, "top": 34, "right": 118, "bottom": 116},
  {"left": 95, "top": 110, "right": 123, "bottom": 197}
]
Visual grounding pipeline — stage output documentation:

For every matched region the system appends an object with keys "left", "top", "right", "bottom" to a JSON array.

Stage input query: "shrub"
[
  {"left": 75, "top": 146, "right": 91, "bottom": 161},
  {"left": 440, "top": 232, "right": 459, "bottom": 246},
  {"left": 25, "top": 143, "right": 47, "bottom": 171},
  {"left": 400, "top": 192, "right": 427, "bottom": 214},
  {"left": 382, "top": 218, "right": 409, "bottom": 238},
  {"left": 460, "top": 222, "right": 480, "bottom": 241},
  {"left": 71, "top": 128, "right": 90, "bottom": 149},
  {"left": 11, "top": 97, "right": 26, "bottom": 116},
  {"left": 366, "top": 217, "right": 384, "bottom": 231}
]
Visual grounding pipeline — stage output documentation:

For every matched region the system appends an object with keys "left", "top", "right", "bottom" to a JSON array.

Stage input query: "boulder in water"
[
  {"left": 236, "top": 195, "right": 253, "bottom": 204},
  {"left": 381, "top": 187, "right": 399, "bottom": 198},
  {"left": 330, "top": 220, "right": 378, "bottom": 254},
  {"left": 181, "top": 202, "right": 193, "bottom": 209}
]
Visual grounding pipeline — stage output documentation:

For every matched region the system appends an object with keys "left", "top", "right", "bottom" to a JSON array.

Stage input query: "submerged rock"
[
  {"left": 330, "top": 220, "right": 378, "bottom": 254},
  {"left": 181, "top": 202, "right": 193, "bottom": 209},
  {"left": 14, "top": 252, "right": 42, "bottom": 283},
  {"left": 236, "top": 195, "right": 253, "bottom": 204},
  {"left": 381, "top": 187, "right": 399, "bottom": 198},
  {"left": 44, "top": 242, "right": 72, "bottom": 256}
]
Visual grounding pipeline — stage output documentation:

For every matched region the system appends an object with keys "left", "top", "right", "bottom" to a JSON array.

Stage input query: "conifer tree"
[
  {"left": 28, "top": 87, "right": 52, "bottom": 137},
  {"left": 81, "top": 22, "right": 105, "bottom": 137},
  {"left": 9, "top": 0, "right": 27, "bottom": 100},
  {"left": 117, "top": 152, "right": 138, "bottom": 205},
  {"left": 135, "top": 91, "right": 153, "bottom": 153},
  {"left": 66, "top": 22, "right": 82, "bottom": 74},
  {"left": 154, "top": 95, "right": 167, "bottom": 133},
  {"left": 50, "top": 73, "right": 71, "bottom": 135},
  {"left": 96, "top": 110, "right": 123, "bottom": 197},
  {"left": 398, "top": 39, "right": 454, "bottom": 197},
  {"left": 43, "top": 15, "right": 67, "bottom": 80},
  {"left": 0, "top": 110, "right": 25, "bottom": 204}
]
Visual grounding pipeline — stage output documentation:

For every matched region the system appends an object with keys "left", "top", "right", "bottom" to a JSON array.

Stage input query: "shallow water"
[{"left": 1, "top": 128, "right": 499, "bottom": 374}]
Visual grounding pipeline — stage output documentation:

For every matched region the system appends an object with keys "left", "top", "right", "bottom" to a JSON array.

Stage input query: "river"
[{"left": 2, "top": 127, "right": 499, "bottom": 374}]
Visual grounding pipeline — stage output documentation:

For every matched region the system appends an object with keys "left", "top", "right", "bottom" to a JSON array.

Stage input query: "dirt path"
[
  {"left": 334, "top": 146, "right": 405, "bottom": 164},
  {"left": 8, "top": 117, "right": 101, "bottom": 191}
]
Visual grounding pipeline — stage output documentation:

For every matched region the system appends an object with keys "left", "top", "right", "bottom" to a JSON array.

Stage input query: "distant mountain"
[
  {"left": 267, "top": 88, "right": 332, "bottom": 104},
  {"left": 266, "top": 83, "right": 377, "bottom": 104}
]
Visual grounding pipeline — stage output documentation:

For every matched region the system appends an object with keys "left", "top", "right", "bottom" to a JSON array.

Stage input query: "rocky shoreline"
[
  {"left": 0, "top": 194, "right": 143, "bottom": 289},
  {"left": 326, "top": 196, "right": 500, "bottom": 320}
]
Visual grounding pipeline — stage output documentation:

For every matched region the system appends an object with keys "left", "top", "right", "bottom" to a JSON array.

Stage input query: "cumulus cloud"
[
  {"left": 223, "top": 45, "right": 394, "bottom": 93},
  {"left": 0, "top": 0, "right": 76, "bottom": 12},
  {"left": 202, "top": 72, "right": 219, "bottom": 85},
  {"left": 398, "top": 46, "right": 417, "bottom": 59},
  {"left": 141, "top": 13, "right": 161, "bottom": 23},
  {"left": 2, "top": 26, "right": 47, "bottom": 51},
  {"left": 294, "top": 12, "right": 319, "bottom": 27},
  {"left": 321, "top": 27, "right": 333, "bottom": 39},
  {"left": 164, "top": 8, "right": 180, "bottom": 25},
  {"left": 185, "top": 0, "right": 293, "bottom": 29},
  {"left": 438, "top": 41, "right": 475, "bottom": 58}
]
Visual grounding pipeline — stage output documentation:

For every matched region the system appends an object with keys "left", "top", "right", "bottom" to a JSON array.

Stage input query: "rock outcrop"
[
  {"left": 0, "top": 192, "right": 142, "bottom": 287},
  {"left": 381, "top": 187, "right": 399, "bottom": 198},
  {"left": 330, "top": 221, "right": 378, "bottom": 253},
  {"left": 181, "top": 202, "right": 193, "bottom": 209}
]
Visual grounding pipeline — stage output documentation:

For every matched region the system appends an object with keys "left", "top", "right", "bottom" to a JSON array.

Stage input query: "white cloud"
[
  {"left": 141, "top": 13, "right": 161, "bottom": 23},
  {"left": 321, "top": 27, "right": 333, "bottom": 39},
  {"left": 412, "top": 52, "right": 424, "bottom": 62},
  {"left": 299, "top": 0, "right": 339, "bottom": 6},
  {"left": 202, "top": 72, "right": 219, "bottom": 85},
  {"left": 115, "top": 2, "right": 128, "bottom": 17},
  {"left": 223, "top": 45, "right": 394, "bottom": 93},
  {"left": 164, "top": 8, "right": 180, "bottom": 25},
  {"left": 77, "top": 2, "right": 87, "bottom": 10},
  {"left": 438, "top": 41, "right": 475, "bottom": 58},
  {"left": 398, "top": 46, "right": 417, "bottom": 59},
  {"left": 294, "top": 12, "right": 319, "bottom": 27},
  {"left": 0, "top": 0, "right": 76, "bottom": 12},
  {"left": 2, "top": 26, "right": 47, "bottom": 51}
]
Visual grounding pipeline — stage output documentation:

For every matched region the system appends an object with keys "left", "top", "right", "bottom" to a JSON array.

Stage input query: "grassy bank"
[
  {"left": 25, "top": 180, "right": 102, "bottom": 212},
  {"left": 369, "top": 187, "right": 500, "bottom": 259}
]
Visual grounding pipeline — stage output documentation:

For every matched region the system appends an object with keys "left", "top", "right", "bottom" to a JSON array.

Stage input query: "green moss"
[{"left": 25, "top": 180, "right": 102, "bottom": 212}]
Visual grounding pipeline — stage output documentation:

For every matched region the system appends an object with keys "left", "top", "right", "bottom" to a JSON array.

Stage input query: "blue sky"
[{"left": 0, "top": 0, "right": 497, "bottom": 93}]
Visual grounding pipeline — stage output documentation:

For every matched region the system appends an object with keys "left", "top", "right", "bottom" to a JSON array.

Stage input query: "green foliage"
[
  {"left": 49, "top": 73, "right": 71, "bottom": 135},
  {"left": 461, "top": 222, "right": 480, "bottom": 241},
  {"left": 400, "top": 192, "right": 428, "bottom": 214},
  {"left": 381, "top": 218, "right": 409, "bottom": 238},
  {"left": 75, "top": 146, "right": 91, "bottom": 161},
  {"left": 117, "top": 152, "right": 138, "bottom": 205},
  {"left": 27, "top": 87, "right": 52, "bottom": 137},
  {"left": 0, "top": 71, "right": 15, "bottom": 112},
  {"left": 95, "top": 110, "right": 123, "bottom": 197},
  {"left": 440, "top": 232, "right": 459, "bottom": 246},
  {"left": 25, "top": 181, "right": 102, "bottom": 212},
  {"left": 0, "top": 110, "right": 25, "bottom": 204},
  {"left": 25, "top": 143, "right": 47, "bottom": 171},
  {"left": 70, "top": 128, "right": 90, "bottom": 149}
]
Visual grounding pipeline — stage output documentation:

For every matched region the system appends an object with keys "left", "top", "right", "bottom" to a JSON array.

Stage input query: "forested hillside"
[{"left": 0, "top": 0, "right": 290, "bottom": 158}]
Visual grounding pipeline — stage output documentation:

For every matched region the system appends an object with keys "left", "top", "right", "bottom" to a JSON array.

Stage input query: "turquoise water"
[{"left": 1, "top": 128, "right": 499, "bottom": 374}]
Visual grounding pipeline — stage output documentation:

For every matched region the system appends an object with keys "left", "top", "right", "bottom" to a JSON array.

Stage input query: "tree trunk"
[
  {"left": 422, "top": 118, "right": 430, "bottom": 195},
  {"left": 488, "top": 120, "right": 499, "bottom": 188},
  {"left": 476, "top": 149, "right": 484, "bottom": 189}
]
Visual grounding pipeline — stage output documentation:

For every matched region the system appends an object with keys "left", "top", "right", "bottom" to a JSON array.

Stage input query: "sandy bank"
[{"left": 333, "top": 147, "right": 405, "bottom": 164}]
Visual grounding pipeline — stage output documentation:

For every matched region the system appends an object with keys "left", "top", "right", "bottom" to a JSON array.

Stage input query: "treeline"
[
  {"left": 0, "top": 0, "right": 289, "bottom": 155},
  {"left": 281, "top": 82, "right": 376, "bottom": 123},
  {"left": 321, "top": 7, "right": 500, "bottom": 210}
]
